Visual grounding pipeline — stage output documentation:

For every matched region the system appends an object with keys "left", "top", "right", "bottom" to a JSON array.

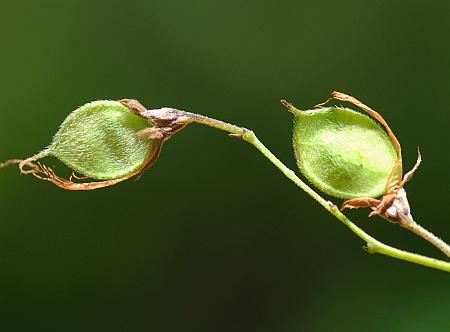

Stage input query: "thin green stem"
[
  {"left": 185, "top": 113, "right": 450, "bottom": 272},
  {"left": 402, "top": 220, "right": 450, "bottom": 258}
]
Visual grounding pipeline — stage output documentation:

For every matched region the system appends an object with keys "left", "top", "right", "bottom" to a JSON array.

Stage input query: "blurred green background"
[{"left": 1, "top": 1, "right": 449, "bottom": 331}]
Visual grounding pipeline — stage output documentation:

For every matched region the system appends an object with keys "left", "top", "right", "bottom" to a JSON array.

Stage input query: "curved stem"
[
  {"left": 180, "top": 111, "right": 450, "bottom": 272},
  {"left": 245, "top": 133, "right": 450, "bottom": 272}
]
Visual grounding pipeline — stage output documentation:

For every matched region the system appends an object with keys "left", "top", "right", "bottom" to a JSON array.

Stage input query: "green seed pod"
[
  {"left": 292, "top": 106, "right": 397, "bottom": 199},
  {"left": 286, "top": 91, "right": 422, "bottom": 224},
  {"left": 11, "top": 100, "right": 163, "bottom": 190},
  {"left": 47, "top": 100, "right": 155, "bottom": 180},
  {"left": 1, "top": 98, "right": 194, "bottom": 190}
]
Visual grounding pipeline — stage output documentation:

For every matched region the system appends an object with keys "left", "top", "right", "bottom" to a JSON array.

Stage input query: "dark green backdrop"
[{"left": 1, "top": 1, "right": 449, "bottom": 331}]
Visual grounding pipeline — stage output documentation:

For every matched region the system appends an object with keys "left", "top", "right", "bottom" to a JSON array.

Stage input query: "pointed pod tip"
[
  {"left": 280, "top": 99, "right": 301, "bottom": 116},
  {"left": 119, "top": 98, "right": 148, "bottom": 116},
  {"left": 280, "top": 99, "right": 291, "bottom": 108},
  {"left": 0, "top": 159, "right": 22, "bottom": 169}
]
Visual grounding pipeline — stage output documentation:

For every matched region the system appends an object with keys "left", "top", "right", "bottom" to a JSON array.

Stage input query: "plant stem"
[
  {"left": 183, "top": 112, "right": 450, "bottom": 273},
  {"left": 402, "top": 220, "right": 450, "bottom": 258}
]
